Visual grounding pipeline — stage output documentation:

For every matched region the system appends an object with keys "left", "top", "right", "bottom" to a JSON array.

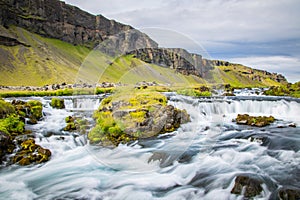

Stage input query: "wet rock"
[
  {"left": 0, "top": 131, "right": 12, "bottom": 164},
  {"left": 235, "top": 114, "right": 275, "bottom": 127},
  {"left": 63, "top": 116, "right": 89, "bottom": 133},
  {"left": 231, "top": 175, "right": 263, "bottom": 198},
  {"left": 50, "top": 98, "right": 65, "bottom": 109},
  {"left": 278, "top": 187, "right": 300, "bottom": 200},
  {"left": 13, "top": 139, "right": 51, "bottom": 166},
  {"left": 288, "top": 123, "right": 297, "bottom": 128},
  {"left": 12, "top": 100, "right": 43, "bottom": 124}
]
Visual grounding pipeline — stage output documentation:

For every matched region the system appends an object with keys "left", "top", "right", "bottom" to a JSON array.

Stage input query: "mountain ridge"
[{"left": 0, "top": 0, "right": 288, "bottom": 87}]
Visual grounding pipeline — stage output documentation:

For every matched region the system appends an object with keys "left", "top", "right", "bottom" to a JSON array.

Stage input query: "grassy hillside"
[
  {"left": 204, "top": 65, "right": 282, "bottom": 88},
  {"left": 0, "top": 26, "right": 285, "bottom": 87}
]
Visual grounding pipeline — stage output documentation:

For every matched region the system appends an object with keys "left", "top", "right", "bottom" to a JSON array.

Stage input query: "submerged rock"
[
  {"left": 235, "top": 114, "right": 275, "bottom": 127},
  {"left": 88, "top": 91, "right": 190, "bottom": 146},
  {"left": 231, "top": 175, "right": 263, "bottom": 198}
]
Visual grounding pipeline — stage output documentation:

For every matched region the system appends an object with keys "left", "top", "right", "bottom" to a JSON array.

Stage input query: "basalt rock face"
[
  {"left": 0, "top": 0, "right": 133, "bottom": 48},
  {"left": 96, "top": 30, "right": 158, "bottom": 57},
  {"left": 127, "top": 48, "right": 208, "bottom": 77},
  {"left": 126, "top": 47, "right": 288, "bottom": 84}
]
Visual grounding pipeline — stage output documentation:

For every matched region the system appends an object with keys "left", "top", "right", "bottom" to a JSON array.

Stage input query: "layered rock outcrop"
[
  {"left": 127, "top": 48, "right": 202, "bottom": 76},
  {"left": 0, "top": 0, "right": 133, "bottom": 48}
]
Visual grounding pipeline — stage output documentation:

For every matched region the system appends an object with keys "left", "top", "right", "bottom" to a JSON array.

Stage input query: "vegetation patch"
[
  {"left": 263, "top": 82, "right": 300, "bottom": 98},
  {"left": 177, "top": 86, "right": 211, "bottom": 97},
  {"left": 0, "top": 87, "right": 115, "bottom": 98}
]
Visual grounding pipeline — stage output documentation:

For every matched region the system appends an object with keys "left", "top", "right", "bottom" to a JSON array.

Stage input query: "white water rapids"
[{"left": 0, "top": 93, "right": 299, "bottom": 200}]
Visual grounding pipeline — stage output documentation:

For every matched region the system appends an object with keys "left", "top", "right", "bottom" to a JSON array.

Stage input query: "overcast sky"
[{"left": 64, "top": 0, "right": 300, "bottom": 82}]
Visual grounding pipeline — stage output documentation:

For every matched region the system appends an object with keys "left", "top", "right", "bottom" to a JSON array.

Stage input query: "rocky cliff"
[
  {"left": 0, "top": 0, "right": 135, "bottom": 48},
  {"left": 126, "top": 48, "right": 287, "bottom": 84}
]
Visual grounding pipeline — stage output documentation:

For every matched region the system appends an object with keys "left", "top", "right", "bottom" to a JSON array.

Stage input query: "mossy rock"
[
  {"left": 27, "top": 100, "right": 43, "bottom": 120},
  {"left": 64, "top": 122, "right": 76, "bottom": 131},
  {"left": 13, "top": 139, "right": 51, "bottom": 166},
  {"left": 89, "top": 90, "right": 190, "bottom": 146},
  {"left": 12, "top": 100, "right": 43, "bottom": 124},
  {"left": 0, "top": 114, "right": 25, "bottom": 136},
  {"left": 63, "top": 116, "right": 89, "bottom": 133},
  {"left": 0, "top": 99, "right": 15, "bottom": 119},
  {"left": 235, "top": 114, "right": 275, "bottom": 127},
  {"left": 50, "top": 98, "right": 65, "bottom": 109}
]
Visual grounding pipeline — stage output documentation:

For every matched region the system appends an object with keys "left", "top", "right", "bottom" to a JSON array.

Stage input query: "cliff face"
[
  {"left": 0, "top": 0, "right": 133, "bottom": 48},
  {"left": 127, "top": 48, "right": 287, "bottom": 84},
  {"left": 127, "top": 48, "right": 212, "bottom": 77}
]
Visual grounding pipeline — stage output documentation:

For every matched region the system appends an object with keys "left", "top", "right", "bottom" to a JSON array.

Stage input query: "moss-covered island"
[
  {"left": 88, "top": 89, "right": 190, "bottom": 146},
  {"left": 235, "top": 114, "right": 275, "bottom": 127}
]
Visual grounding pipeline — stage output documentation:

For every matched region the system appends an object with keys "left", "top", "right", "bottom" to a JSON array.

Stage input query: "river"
[{"left": 0, "top": 92, "right": 299, "bottom": 200}]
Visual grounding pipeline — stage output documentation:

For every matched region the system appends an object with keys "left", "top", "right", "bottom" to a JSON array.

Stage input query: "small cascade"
[
  {"left": 168, "top": 94, "right": 300, "bottom": 124},
  {"left": 64, "top": 96, "right": 102, "bottom": 111}
]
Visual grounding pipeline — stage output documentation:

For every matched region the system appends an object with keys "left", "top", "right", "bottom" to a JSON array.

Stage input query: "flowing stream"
[{"left": 0, "top": 93, "right": 299, "bottom": 200}]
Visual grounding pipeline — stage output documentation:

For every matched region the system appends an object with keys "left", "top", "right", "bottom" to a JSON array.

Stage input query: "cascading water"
[{"left": 0, "top": 93, "right": 299, "bottom": 200}]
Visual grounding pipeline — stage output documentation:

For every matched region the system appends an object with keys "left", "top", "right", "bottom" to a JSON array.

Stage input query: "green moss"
[
  {"left": 64, "top": 122, "right": 76, "bottom": 131},
  {"left": 177, "top": 88, "right": 211, "bottom": 97},
  {"left": 130, "top": 110, "right": 146, "bottom": 123},
  {"left": 50, "top": 98, "right": 65, "bottom": 109},
  {"left": 0, "top": 114, "right": 25, "bottom": 135},
  {"left": 27, "top": 100, "right": 43, "bottom": 120},
  {"left": 264, "top": 82, "right": 300, "bottom": 98},
  {"left": 0, "top": 99, "right": 15, "bottom": 118},
  {"left": 236, "top": 114, "right": 275, "bottom": 127}
]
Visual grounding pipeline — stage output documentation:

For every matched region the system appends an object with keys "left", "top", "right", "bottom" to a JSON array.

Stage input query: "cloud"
[{"left": 229, "top": 56, "right": 300, "bottom": 83}]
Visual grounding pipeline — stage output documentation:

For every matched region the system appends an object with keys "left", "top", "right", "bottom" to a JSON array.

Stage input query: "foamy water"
[{"left": 1, "top": 93, "right": 299, "bottom": 200}]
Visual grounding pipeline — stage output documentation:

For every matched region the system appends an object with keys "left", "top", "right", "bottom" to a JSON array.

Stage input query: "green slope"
[
  {"left": 0, "top": 26, "right": 90, "bottom": 86},
  {"left": 0, "top": 26, "right": 285, "bottom": 87}
]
